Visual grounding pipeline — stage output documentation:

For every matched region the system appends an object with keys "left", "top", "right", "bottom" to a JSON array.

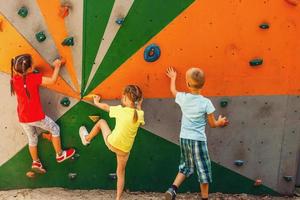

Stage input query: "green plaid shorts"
[{"left": 179, "top": 138, "right": 212, "bottom": 183}]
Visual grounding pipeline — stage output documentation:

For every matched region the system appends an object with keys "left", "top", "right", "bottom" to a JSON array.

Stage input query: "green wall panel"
[{"left": 82, "top": 0, "right": 115, "bottom": 92}]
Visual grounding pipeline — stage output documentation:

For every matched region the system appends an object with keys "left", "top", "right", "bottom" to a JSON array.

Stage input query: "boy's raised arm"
[
  {"left": 93, "top": 95, "right": 110, "bottom": 112},
  {"left": 166, "top": 67, "right": 178, "bottom": 97}
]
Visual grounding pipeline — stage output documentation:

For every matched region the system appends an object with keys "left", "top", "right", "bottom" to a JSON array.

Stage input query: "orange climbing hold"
[
  {"left": 42, "top": 132, "right": 52, "bottom": 142},
  {"left": 59, "top": 5, "right": 70, "bottom": 18},
  {"left": 89, "top": 116, "right": 100, "bottom": 123},
  {"left": 0, "top": 19, "right": 3, "bottom": 32},
  {"left": 285, "top": 0, "right": 299, "bottom": 6}
]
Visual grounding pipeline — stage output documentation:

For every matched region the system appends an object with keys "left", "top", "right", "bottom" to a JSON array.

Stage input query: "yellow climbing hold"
[
  {"left": 89, "top": 116, "right": 100, "bottom": 123},
  {"left": 83, "top": 94, "right": 97, "bottom": 101}
]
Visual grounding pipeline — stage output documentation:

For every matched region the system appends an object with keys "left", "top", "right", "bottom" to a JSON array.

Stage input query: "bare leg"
[
  {"left": 52, "top": 136, "right": 63, "bottom": 155},
  {"left": 200, "top": 183, "right": 209, "bottom": 199},
  {"left": 86, "top": 119, "right": 111, "bottom": 145},
  {"left": 29, "top": 146, "right": 39, "bottom": 161},
  {"left": 116, "top": 154, "right": 129, "bottom": 200},
  {"left": 172, "top": 172, "right": 186, "bottom": 188}
]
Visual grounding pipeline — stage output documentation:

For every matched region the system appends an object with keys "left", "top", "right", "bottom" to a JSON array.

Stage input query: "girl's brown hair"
[
  {"left": 10, "top": 54, "right": 32, "bottom": 98},
  {"left": 123, "top": 85, "right": 143, "bottom": 123}
]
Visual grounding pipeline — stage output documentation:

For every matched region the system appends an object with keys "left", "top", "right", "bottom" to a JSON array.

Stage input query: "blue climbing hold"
[
  {"left": 283, "top": 176, "right": 293, "bottom": 182},
  {"left": 115, "top": 18, "right": 125, "bottom": 25},
  {"left": 144, "top": 44, "right": 161, "bottom": 62},
  {"left": 234, "top": 160, "right": 244, "bottom": 166}
]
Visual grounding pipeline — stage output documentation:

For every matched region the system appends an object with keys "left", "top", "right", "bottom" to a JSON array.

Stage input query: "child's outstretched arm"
[
  {"left": 207, "top": 113, "right": 229, "bottom": 128},
  {"left": 93, "top": 95, "right": 110, "bottom": 112},
  {"left": 42, "top": 59, "right": 63, "bottom": 85},
  {"left": 166, "top": 67, "right": 178, "bottom": 97}
]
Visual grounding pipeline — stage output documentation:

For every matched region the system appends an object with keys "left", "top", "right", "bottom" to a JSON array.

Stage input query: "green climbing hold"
[
  {"left": 259, "top": 23, "right": 269, "bottom": 29},
  {"left": 68, "top": 173, "right": 77, "bottom": 180},
  {"left": 35, "top": 31, "right": 46, "bottom": 42},
  {"left": 18, "top": 6, "right": 28, "bottom": 18},
  {"left": 249, "top": 58, "right": 263, "bottom": 67},
  {"left": 60, "top": 97, "right": 71, "bottom": 107},
  {"left": 61, "top": 37, "right": 74, "bottom": 46},
  {"left": 220, "top": 99, "right": 229, "bottom": 108}
]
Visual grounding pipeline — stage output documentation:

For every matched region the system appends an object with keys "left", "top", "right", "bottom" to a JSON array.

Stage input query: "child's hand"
[
  {"left": 93, "top": 95, "right": 101, "bottom": 104},
  {"left": 166, "top": 67, "right": 177, "bottom": 80},
  {"left": 52, "top": 59, "right": 62, "bottom": 68},
  {"left": 217, "top": 115, "right": 229, "bottom": 127}
]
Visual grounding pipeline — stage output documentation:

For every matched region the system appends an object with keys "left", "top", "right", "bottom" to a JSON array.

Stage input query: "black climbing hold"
[
  {"left": 249, "top": 58, "right": 263, "bottom": 67},
  {"left": 283, "top": 176, "right": 293, "bottom": 182},
  {"left": 220, "top": 99, "right": 229, "bottom": 108},
  {"left": 18, "top": 6, "right": 28, "bottom": 18},
  {"left": 144, "top": 44, "right": 161, "bottom": 62},
  {"left": 108, "top": 173, "right": 117, "bottom": 180},
  {"left": 71, "top": 153, "right": 80, "bottom": 161},
  {"left": 115, "top": 18, "right": 125, "bottom": 25},
  {"left": 234, "top": 160, "right": 244, "bottom": 166},
  {"left": 259, "top": 23, "right": 270, "bottom": 29},
  {"left": 35, "top": 31, "right": 46, "bottom": 42},
  {"left": 60, "top": 97, "right": 71, "bottom": 107},
  {"left": 68, "top": 173, "right": 77, "bottom": 180},
  {"left": 33, "top": 69, "right": 40, "bottom": 74},
  {"left": 61, "top": 37, "right": 74, "bottom": 46}
]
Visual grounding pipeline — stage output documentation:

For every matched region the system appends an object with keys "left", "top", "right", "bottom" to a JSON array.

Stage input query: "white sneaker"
[{"left": 79, "top": 126, "right": 90, "bottom": 146}]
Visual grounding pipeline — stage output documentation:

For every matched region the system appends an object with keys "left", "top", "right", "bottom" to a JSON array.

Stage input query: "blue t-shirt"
[{"left": 175, "top": 92, "right": 215, "bottom": 141}]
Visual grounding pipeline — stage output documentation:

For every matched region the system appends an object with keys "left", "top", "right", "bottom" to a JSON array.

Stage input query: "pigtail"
[
  {"left": 10, "top": 59, "right": 15, "bottom": 96},
  {"left": 133, "top": 101, "right": 139, "bottom": 123}
]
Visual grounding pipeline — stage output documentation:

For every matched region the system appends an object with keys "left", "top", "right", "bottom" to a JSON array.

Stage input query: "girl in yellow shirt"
[{"left": 79, "top": 85, "right": 144, "bottom": 200}]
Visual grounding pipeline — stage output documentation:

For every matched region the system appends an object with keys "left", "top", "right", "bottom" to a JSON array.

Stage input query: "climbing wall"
[{"left": 0, "top": 0, "right": 299, "bottom": 196}]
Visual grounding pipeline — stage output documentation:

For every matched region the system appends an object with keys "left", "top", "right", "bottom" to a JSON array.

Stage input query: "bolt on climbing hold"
[
  {"left": 285, "top": 0, "right": 299, "bottom": 6},
  {"left": 220, "top": 99, "right": 229, "bottom": 108},
  {"left": 254, "top": 179, "right": 262, "bottom": 186},
  {"left": 259, "top": 23, "right": 270, "bottom": 29},
  {"left": 18, "top": 6, "right": 29, "bottom": 18},
  {"left": 61, "top": 37, "right": 74, "bottom": 46},
  {"left": 144, "top": 44, "right": 161, "bottom": 62},
  {"left": 68, "top": 173, "right": 77, "bottom": 180},
  {"left": 115, "top": 18, "right": 125, "bottom": 25},
  {"left": 234, "top": 160, "right": 244, "bottom": 167},
  {"left": 283, "top": 176, "right": 293, "bottom": 182},
  {"left": 108, "top": 173, "right": 117, "bottom": 180},
  {"left": 35, "top": 31, "right": 46, "bottom": 43},
  {"left": 59, "top": 5, "right": 70, "bottom": 18},
  {"left": 60, "top": 97, "right": 71, "bottom": 107},
  {"left": 89, "top": 116, "right": 100, "bottom": 123},
  {"left": 249, "top": 58, "right": 263, "bottom": 67}
]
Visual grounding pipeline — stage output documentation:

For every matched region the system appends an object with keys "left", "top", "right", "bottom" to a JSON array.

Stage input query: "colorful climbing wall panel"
[{"left": 0, "top": 0, "right": 299, "bottom": 196}]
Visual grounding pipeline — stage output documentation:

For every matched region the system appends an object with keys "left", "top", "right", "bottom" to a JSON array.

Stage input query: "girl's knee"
[{"left": 50, "top": 124, "right": 60, "bottom": 137}]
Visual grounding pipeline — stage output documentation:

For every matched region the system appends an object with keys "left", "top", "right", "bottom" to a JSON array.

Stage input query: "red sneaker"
[
  {"left": 31, "top": 160, "right": 46, "bottom": 174},
  {"left": 56, "top": 148, "right": 75, "bottom": 163}
]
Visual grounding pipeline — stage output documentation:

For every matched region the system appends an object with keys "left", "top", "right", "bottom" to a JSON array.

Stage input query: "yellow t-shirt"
[{"left": 107, "top": 105, "right": 145, "bottom": 153}]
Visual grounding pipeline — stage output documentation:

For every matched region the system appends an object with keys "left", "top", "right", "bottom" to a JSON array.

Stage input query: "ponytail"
[
  {"left": 123, "top": 85, "right": 143, "bottom": 123},
  {"left": 10, "top": 59, "right": 15, "bottom": 96},
  {"left": 133, "top": 101, "right": 139, "bottom": 123}
]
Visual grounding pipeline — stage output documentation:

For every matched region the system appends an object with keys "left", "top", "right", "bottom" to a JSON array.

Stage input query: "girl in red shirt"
[{"left": 10, "top": 54, "right": 75, "bottom": 173}]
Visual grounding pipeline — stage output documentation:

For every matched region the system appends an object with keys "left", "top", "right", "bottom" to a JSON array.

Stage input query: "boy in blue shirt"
[{"left": 165, "top": 67, "right": 228, "bottom": 200}]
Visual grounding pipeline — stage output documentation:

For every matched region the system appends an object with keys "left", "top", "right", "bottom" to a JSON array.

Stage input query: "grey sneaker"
[
  {"left": 165, "top": 187, "right": 176, "bottom": 200},
  {"left": 79, "top": 126, "right": 90, "bottom": 146}
]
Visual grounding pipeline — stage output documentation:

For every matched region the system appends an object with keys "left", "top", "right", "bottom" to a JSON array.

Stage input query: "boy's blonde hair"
[{"left": 187, "top": 68, "right": 205, "bottom": 89}]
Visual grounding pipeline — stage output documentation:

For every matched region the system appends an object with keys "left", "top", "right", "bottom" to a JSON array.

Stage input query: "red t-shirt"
[{"left": 12, "top": 73, "right": 45, "bottom": 123}]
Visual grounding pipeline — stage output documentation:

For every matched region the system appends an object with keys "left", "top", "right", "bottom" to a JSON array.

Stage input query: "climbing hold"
[
  {"left": 285, "top": 0, "right": 299, "bottom": 6},
  {"left": 144, "top": 44, "right": 161, "bottom": 62},
  {"left": 33, "top": 68, "right": 40, "bottom": 74},
  {"left": 115, "top": 18, "right": 125, "bottom": 25},
  {"left": 89, "top": 116, "right": 100, "bottom": 123},
  {"left": 18, "top": 6, "right": 29, "bottom": 18},
  {"left": 83, "top": 94, "right": 97, "bottom": 101},
  {"left": 259, "top": 23, "right": 270, "bottom": 29},
  {"left": 59, "top": 5, "right": 70, "bottom": 18},
  {"left": 26, "top": 171, "right": 35, "bottom": 178},
  {"left": 0, "top": 19, "right": 3, "bottom": 32},
  {"left": 220, "top": 99, "right": 229, "bottom": 108},
  {"left": 234, "top": 160, "right": 244, "bottom": 166},
  {"left": 35, "top": 31, "right": 46, "bottom": 43},
  {"left": 249, "top": 58, "right": 263, "bottom": 67},
  {"left": 108, "top": 173, "right": 117, "bottom": 180},
  {"left": 71, "top": 153, "right": 80, "bottom": 161},
  {"left": 254, "top": 179, "right": 262, "bottom": 186},
  {"left": 42, "top": 132, "right": 52, "bottom": 142},
  {"left": 68, "top": 173, "right": 77, "bottom": 180},
  {"left": 61, "top": 37, "right": 74, "bottom": 46},
  {"left": 60, "top": 97, "right": 71, "bottom": 107},
  {"left": 283, "top": 176, "right": 293, "bottom": 182}
]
